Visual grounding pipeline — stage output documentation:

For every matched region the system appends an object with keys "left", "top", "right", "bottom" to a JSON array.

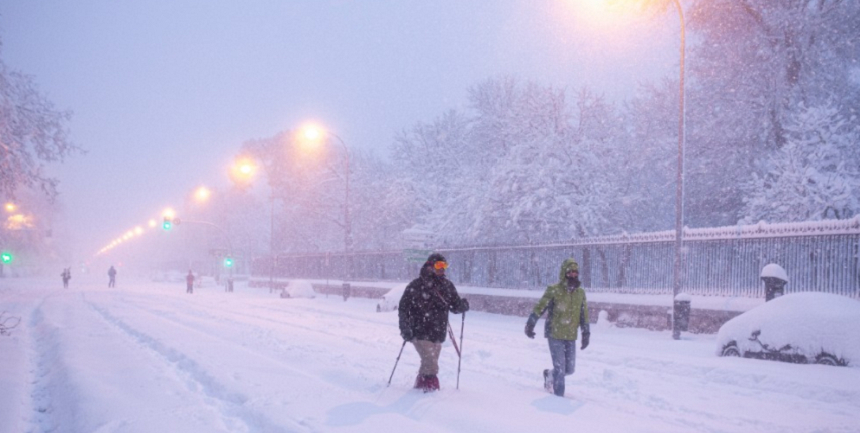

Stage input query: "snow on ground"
[{"left": 1, "top": 276, "right": 858, "bottom": 433}]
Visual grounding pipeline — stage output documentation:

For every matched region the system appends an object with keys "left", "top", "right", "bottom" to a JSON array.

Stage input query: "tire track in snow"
[
  {"left": 84, "top": 299, "right": 313, "bottom": 433},
  {"left": 116, "top": 295, "right": 395, "bottom": 395},
  {"left": 24, "top": 292, "right": 71, "bottom": 433}
]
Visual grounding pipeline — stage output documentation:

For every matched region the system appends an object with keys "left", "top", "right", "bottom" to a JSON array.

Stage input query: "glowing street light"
[
  {"left": 302, "top": 124, "right": 322, "bottom": 141},
  {"left": 4, "top": 203, "right": 16, "bottom": 213},
  {"left": 194, "top": 186, "right": 211, "bottom": 202},
  {"left": 230, "top": 154, "right": 278, "bottom": 292},
  {"left": 298, "top": 123, "right": 353, "bottom": 253},
  {"left": 230, "top": 157, "right": 257, "bottom": 185}
]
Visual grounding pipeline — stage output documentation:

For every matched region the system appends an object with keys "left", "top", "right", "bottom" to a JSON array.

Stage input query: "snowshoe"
[{"left": 543, "top": 369, "right": 553, "bottom": 393}]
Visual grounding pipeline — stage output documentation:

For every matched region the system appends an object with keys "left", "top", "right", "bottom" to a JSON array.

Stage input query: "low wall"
[{"left": 310, "top": 282, "right": 743, "bottom": 334}]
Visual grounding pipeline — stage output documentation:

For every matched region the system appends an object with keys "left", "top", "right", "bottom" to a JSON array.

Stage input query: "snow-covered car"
[
  {"left": 376, "top": 283, "right": 408, "bottom": 312},
  {"left": 716, "top": 292, "right": 860, "bottom": 367},
  {"left": 280, "top": 280, "right": 316, "bottom": 299}
]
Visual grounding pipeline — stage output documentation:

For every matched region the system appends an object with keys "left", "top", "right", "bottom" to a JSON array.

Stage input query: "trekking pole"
[
  {"left": 456, "top": 311, "right": 465, "bottom": 390},
  {"left": 447, "top": 323, "right": 461, "bottom": 357},
  {"left": 387, "top": 340, "right": 408, "bottom": 387}
]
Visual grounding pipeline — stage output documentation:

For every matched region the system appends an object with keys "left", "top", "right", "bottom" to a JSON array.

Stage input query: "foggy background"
[{"left": 1, "top": 0, "right": 857, "bottom": 279}]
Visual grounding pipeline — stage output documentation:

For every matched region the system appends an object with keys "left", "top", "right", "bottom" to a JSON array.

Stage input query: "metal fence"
[{"left": 252, "top": 218, "right": 860, "bottom": 298}]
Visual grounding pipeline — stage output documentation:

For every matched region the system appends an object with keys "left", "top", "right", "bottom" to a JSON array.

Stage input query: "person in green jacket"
[{"left": 525, "top": 258, "right": 590, "bottom": 397}]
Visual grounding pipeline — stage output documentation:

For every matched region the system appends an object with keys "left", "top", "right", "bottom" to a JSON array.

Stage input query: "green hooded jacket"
[{"left": 531, "top": 258, "right": 589, "bottom": 340}]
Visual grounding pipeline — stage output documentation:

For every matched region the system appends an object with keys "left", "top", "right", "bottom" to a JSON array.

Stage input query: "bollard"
[
  {"left": 672, "top": 293, "right": 691, "bottom": 340},
  {"left": 760, "top": 264, "right": 788, "bottom": 301},
  {"left": 342, "top": 282, "right": 351, "bottom": 301}
]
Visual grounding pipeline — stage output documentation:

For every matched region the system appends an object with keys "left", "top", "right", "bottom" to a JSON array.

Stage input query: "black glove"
[
  {"left": 525, "top": 313, "right": 538, "bottom": 339},
  {"left": 401, "top": 329, "right": 413, "bottom": 342},
  {"left": 459, "top": 298, "right": 470, "bottom": 313},
  {"left": 580, "top": 332, "right": 590, "bottom": 350}
]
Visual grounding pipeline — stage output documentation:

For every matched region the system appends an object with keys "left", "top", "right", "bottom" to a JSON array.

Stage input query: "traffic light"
[
  {"left": 162, "top": 217, "right": 172, "bottom": 230},
  {"left": 223, "top": 257, "right": 234, "bottom": 268},
  {"left": 1, "top": 252, "right": 13, "bottom": 264}
]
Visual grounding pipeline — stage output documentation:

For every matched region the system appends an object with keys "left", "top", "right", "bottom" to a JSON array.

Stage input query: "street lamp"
[
  {"left": 588, "top": 0, "right": 686, "bottom": 337},
  {"left": 194, "top": 186, "right": 211, "bottom": 203},
  {"left": 668, "top": 0, "right": 686, "bottom": 340},
  {"left": 231, "top": 155, "right": 278, "bottom": 292},
  {"left": 299, "top": 124, "right": 353, "bottom": 253}
]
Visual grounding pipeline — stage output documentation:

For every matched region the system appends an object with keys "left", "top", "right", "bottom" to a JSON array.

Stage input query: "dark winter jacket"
[
  {"left": 398, "top": 264, "right": 468, "bottom": 343},
  {"left": 529, "top": 258, "right": 590, "bottom": 340}
]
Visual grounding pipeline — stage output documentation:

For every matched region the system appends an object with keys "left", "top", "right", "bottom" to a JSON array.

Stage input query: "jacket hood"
[
  {"left": 556, "top": 258, "right": 579, "bottom": 285},
  {"left": 420, "top": 263, "right": 435, "bottom": 279}
]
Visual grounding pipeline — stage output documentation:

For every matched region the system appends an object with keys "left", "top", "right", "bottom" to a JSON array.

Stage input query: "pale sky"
[{"left": 1, "top": 0, "right": 678, "bottom": 261}]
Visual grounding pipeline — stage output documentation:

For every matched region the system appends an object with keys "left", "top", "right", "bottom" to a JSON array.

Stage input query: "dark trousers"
[
  {"left": 108, "top": 277, "right": 115, "bottom": 288},
  {"left": 548, "top": 337, "right": 577, "bottom": 397}
]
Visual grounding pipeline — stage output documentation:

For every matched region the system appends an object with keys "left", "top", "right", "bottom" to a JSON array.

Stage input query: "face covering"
[{"left": 566, "top": 276, "right": 580, "bottom": 288}]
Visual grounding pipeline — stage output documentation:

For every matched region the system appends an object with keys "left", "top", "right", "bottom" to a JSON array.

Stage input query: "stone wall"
[{"left": 310, "top": 282, "right": 743, "bottom": 334}]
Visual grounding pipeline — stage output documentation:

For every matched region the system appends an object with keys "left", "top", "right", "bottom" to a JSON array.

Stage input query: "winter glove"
[
  {"left": 401, "top": 328, "right": 414, "bottom": 342},
  {"left": 580, "top": 332, "right": 590, "bottom": 350},
  {"left": 459, "top": 298, "right": 470, "bottom": 313},
  {"left": 525, "top": 313, "right": 538, "bottom": 339}
]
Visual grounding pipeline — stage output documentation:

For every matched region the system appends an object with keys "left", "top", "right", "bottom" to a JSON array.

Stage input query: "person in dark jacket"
[
  {"left": 525, "top": 258, "right": 590, "bottom": 397},
  {"left": 186, "top": 270, "right": 195, "bottom": 294},
  {"left": 61, "top": 268, "right": 71, "bottom": 289},
  {"left": 398, "top": 253, "right": 469, "bottom": 392},
  {"left": 108, "top": 266, "right": 117, "bottom": 288}
]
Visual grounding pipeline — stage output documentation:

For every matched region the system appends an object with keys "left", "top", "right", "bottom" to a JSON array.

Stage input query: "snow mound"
[{"left": 283, "top": 280, "right": 316, "bottom": 299}]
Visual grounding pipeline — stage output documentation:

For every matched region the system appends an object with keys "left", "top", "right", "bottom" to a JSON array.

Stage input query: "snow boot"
[
  {"left": 422, "top": 375, "right": 440, "bottom": 392},
  {"left": 543, "top": 369, "right": 553, "bottom": 393},
  {"left": 414, "top": 374, "right": 426, "bottom": 389}
]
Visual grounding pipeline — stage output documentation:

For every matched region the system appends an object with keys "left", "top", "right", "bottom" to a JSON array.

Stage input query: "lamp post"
[
  {"left": 231, "top": 157, "right": 276, "bottom": 292},
  {"left": 232, "top": 156, "right": 283, "bottom": 293},
  {"left": 301, "top": 126, "right": 353, "bottom": 253},
  {"left": 590, "top": 0, "right": 686, "bottom": 337},
  {"left": 269, "top": 192, "right": 275, "bottom": 293},
  {"left": 670, "top": 0, "right": 686, "bottom": 328}
]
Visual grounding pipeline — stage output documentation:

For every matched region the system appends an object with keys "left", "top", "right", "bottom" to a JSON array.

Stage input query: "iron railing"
[{"left": 251, "top": 218, "right": 860, "bottom": 298}]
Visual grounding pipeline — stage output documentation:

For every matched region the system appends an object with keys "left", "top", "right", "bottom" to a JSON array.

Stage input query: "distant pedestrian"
[
  {"left": 398, "top": 253, "right": 469, "bottom": 392},
  {"left": 525, "top": 258, "right": 590, "bottom": 397},
  {"left": 186, "top": 270, "right": 195, "bottom": 294},
  {"left": 61, "top": 268, "right": 71, "bottom": 289},
  {"left": 108, "top": 265, "right": 117, "bottom": 288}
]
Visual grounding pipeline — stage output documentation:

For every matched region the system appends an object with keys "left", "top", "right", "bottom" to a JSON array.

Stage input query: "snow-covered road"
[{"left": 1, "top": 277, "right": 858, "bottom": 432}]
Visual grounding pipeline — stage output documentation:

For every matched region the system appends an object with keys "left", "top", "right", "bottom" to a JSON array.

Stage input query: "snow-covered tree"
[
  {"left": 740, "top": 102, "right": 860, "bottom": 223},
  {"left": 390, "top": 108, "right": 481, "bottom": 246},
  {"left": 684, "top": 0, "right": 860, "bottom": 226},
  {"left": 390, "top": 78, "right": 627, "bottom": 247},
  {"left": 476, "top": 84, "right": 621, "bottom": 243},
  {"left": 0, "top": 43, "right": 80, "bottom": 200},
  {"left": 614, "top": 80, "right": 677, "bottom": 232}
]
